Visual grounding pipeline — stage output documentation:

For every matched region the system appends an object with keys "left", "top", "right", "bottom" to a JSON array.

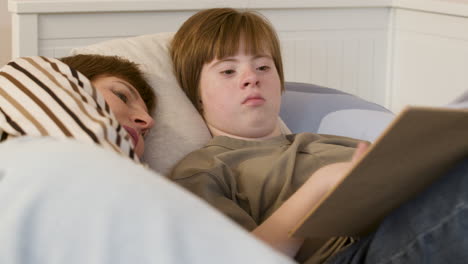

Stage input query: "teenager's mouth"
[
  {"left": 122, "top": 125, "right": 139, "bottom": 147},
  {"left": 242, "top": 94, "right": 265, "bottom": 106}
]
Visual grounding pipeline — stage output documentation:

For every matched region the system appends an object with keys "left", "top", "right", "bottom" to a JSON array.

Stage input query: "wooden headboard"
[{"left": 9, "top": 0, "right": 468, "bottom": 111}]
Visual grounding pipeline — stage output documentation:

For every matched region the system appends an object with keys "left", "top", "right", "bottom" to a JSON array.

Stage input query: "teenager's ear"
[{"left": 197, "top": 100, "right": 204, "bottom": 115}]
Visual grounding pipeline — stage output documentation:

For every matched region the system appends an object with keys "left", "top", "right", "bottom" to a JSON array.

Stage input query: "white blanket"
[{"left": 0, "top": 137, "right": 293, "bottom": 264}]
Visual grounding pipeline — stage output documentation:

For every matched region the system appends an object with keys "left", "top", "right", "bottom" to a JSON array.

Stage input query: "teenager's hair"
[
  {"left": 171, "top": 8, "right": 284, "bottom": 112},
  {"left": 60, "top": 54, "right": 156, "bottom": 112}
]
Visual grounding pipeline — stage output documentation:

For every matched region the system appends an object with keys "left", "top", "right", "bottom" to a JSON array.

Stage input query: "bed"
[
  {"left": 0, "top": 28, "right": 395, "bottom": 264},
  {"left": 2, "top": 2, "right": 399, "bottom": 262},
  {"left": 0, "top": 53, "right": 391, "bottom": 264},
  {"left": 8, "top": 1, "right": 466, "bottom": 264}
]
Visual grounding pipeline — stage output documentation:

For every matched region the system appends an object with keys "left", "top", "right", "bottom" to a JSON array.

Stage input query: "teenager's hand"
[
  {"left": 309, "top": 142, "right": 369, "bottom": 192},
  {"left": 252, "top": 142, "right": 370, "bottom": 258}
]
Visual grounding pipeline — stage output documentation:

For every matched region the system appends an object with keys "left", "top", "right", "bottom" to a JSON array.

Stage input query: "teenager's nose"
[{"left": 241, "top": 67, "right": 259, "bottom": 89}]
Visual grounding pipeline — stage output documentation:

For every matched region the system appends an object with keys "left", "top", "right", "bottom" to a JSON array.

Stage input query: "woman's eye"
[
  {"left": 258, "top": 65, "right": 270, "bottom": 71},
  {"left": 112, "top": 91, "right": 128, "bottom": 103}
]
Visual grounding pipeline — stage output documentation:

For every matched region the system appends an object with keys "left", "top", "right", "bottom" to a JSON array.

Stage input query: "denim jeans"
[{"left": 326, "top": 158, "right": 468, "bottom": 264}]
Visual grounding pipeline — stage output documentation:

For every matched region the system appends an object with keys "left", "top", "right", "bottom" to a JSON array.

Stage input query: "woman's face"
[{"left": 92, "top": 76, "right": 154, "bottom": 158}]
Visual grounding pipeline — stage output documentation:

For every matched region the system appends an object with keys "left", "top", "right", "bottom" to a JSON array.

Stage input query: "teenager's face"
[
  {"left": 92, "top": 76, "right": 154, "bottom": 158},
  {"left": 199, "top": 42, "right": 282, "bottom": 139}
]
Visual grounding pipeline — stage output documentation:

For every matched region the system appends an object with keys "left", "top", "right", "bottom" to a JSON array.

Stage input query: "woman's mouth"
[{"left": 122, "top": 125, "right": 139, "bottom": 147}]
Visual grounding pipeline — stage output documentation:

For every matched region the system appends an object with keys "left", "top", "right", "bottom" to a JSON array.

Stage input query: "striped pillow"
[{"left": 0, "top": 56, "right": 138, "bottom": 162}]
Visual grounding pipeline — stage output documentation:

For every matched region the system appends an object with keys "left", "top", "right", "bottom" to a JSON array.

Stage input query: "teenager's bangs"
[{"left": 210, "top": 13, "right": 276, "bottom": 61}]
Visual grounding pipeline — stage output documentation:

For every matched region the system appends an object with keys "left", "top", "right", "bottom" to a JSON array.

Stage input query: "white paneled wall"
[
  {"left": 390, "top": 8, "right": 468, "bottom": 111},
  {"left": 0, "top": 1, "right": 12, "bottom": 66},
  {"left": 36, "top": 11, "right": 194, "bottom": 58},
  {"left": 8, "top": 0, "right": 468, "bottom": 111},
  {"left": 259, "top": 8, "right": 390, "bottom": 105},
  {"left": 279, "top": 32, "right": 387, "bottom": 104}
]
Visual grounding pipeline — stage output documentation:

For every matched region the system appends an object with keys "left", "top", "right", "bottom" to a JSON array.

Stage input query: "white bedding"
[{"left": 0, "top": 137, "right": 294, "bottom": 264}]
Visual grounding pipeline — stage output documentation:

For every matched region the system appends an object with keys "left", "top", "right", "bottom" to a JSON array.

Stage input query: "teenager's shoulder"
[
  {"left": 169, "top": 138, "right": 230, "bottom": 180},
  {"left": 169, "top": 135, "right": 290, "bottom": 180},
  {"left": 288, "top": 132, "right": 363, "bottom": 144}
]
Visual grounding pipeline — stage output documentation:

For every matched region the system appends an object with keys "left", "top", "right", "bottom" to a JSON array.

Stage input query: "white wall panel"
[{"left": 8, "top": 0, "right": 468, "bottom": 111}]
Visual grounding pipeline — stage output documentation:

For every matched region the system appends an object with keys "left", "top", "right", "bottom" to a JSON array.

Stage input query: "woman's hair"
[
  {"left": 60, "top": 54, "right": 156, "bottom": 113},
  {"left": 171, "top": 8, "right": 284, "bottom": 113}
]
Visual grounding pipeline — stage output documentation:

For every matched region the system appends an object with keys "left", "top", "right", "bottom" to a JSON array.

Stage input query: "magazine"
[{"left": 291, "top": 106, "right": 468, "bottom": 238}]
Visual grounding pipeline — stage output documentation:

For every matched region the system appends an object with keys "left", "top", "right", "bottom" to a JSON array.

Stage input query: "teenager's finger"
[{"left": 351, "top": 142, "right": 369, "bottom": 163}]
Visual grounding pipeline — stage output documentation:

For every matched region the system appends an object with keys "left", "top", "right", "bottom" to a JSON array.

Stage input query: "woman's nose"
[{"left": 133, "top": 111, "right": 155, "bottom": 130}]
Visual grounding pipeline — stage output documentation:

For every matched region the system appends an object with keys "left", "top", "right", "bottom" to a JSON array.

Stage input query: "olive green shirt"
[{"left": 170, "top": 133, "right": 360, "bottom": 263}]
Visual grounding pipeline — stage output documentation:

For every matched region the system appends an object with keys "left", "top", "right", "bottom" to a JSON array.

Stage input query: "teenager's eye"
[
  {"left": 112, "top": 91, "right": 128, "bottom": 103},
  {"left": 221, "top": 69, "right": 235, "bottom": 75},
  {"left": 257, "top": 65, "right": 270, "bottom": 71}
]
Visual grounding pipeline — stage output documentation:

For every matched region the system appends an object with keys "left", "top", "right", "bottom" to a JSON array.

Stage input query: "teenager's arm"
[{"left": 252, "top": 142, "right": 369, "bottom": 257}]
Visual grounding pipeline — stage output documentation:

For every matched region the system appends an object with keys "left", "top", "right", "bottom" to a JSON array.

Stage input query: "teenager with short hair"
[{"left": 170, "top": 8, "right": 468, "bottom": 264}]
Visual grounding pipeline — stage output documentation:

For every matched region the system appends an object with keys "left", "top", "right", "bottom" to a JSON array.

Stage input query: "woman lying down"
[
  {"left": 0, "top": 55, "right": 155, "bottom": 161},
  {"left": 0, "top": 56, "right": 294, "bottom": 264}
]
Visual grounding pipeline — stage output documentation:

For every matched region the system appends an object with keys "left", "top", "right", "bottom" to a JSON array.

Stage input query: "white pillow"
[
  {"left": 317, "top": 109, "right": 395, "bottom": 142},
  {"left": 71, "top": 33, "right": 291, "bottom": 175},
  {"left": 71, "top": 33, "right": 211, "bottom": 175}
]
